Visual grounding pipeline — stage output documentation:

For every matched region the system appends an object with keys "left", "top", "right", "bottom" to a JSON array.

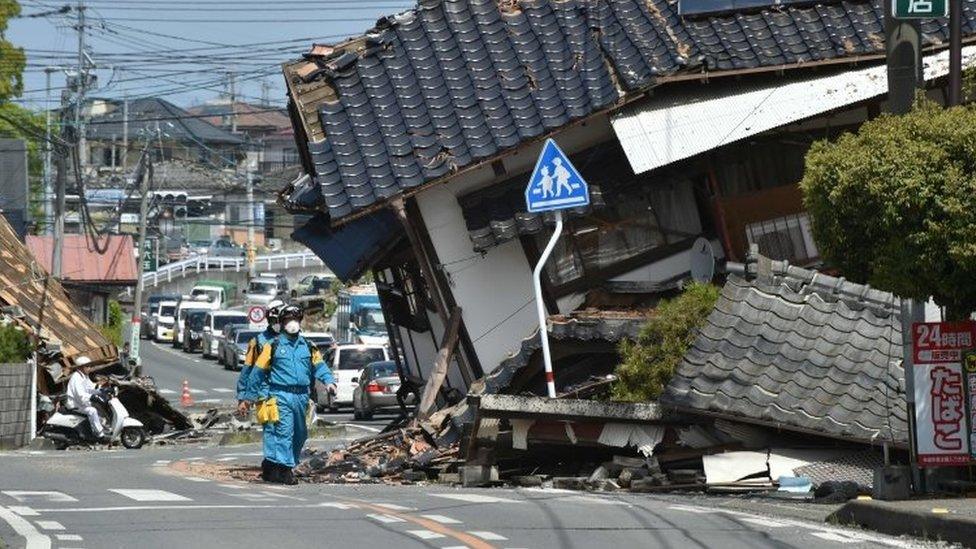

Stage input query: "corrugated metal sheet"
[
  {"left": 611, "top": 46, "right": 976, "bottom": 176},
  {"left": 27, "top": 235, "right": 137, "bottom": 285}
]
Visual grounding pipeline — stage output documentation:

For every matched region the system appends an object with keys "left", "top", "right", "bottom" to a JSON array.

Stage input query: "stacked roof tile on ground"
[
  {"left": 661, "top": 259, "right": 908, "bottom": 445},
  {"left": 287, "top": 0, "right": 976, "bottom": 221}
]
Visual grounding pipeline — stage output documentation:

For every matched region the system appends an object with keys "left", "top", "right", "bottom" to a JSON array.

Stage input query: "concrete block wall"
[{"left": 0, "top": 363, "right": 32, "bottom": 449}]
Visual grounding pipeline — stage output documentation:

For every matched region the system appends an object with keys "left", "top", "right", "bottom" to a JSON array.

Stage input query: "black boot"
[
  {"left": 260, "top": 459, "right": 272, "bottom": 481},
  {"left": 280, "top": 466, "right": 298, "bottom": 485}
]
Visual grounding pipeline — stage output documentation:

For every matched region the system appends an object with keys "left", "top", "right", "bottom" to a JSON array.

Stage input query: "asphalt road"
[{"left": 0, "top": 439, "right": 929, "bottom": 549}]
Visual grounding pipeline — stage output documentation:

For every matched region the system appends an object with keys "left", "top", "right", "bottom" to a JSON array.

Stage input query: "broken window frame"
[{"left": 744, "top": 212, "right": 819, "bottom": 265}]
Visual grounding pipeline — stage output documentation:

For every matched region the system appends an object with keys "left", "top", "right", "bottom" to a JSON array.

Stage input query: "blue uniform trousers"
[{"left": 263, "top": 388, "right": 309, "bottom": 468}]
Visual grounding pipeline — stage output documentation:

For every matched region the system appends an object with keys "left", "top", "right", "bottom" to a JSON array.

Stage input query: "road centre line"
[
  {"left": 30, "top": 502, "right": 351, "bottom": 513},
  {"left": 0, "top": 505, "right": 50, "bottom": 549}
]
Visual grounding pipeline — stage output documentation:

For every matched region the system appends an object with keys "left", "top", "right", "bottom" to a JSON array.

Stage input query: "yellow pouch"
[{"left": 255, "top": 397, "right": 279, "bottom": 424}]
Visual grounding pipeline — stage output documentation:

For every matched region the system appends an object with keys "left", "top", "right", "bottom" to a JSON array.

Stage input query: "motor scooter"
[{"left": 40, "top": 385, "right": 147, "bottom": 449}]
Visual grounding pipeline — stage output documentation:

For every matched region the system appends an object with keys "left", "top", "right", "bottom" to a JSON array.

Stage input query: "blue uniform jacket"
[
  {"left": 251, "top": 333, "right": 335, "bottom": 400},
  {"left": 236, "top": 327, "right": 275, "bottom": 402}
]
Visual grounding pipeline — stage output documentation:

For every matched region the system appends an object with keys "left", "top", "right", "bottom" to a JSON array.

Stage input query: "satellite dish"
[{"left": 690, "top": 237, "right": 716, "bottom": 283}]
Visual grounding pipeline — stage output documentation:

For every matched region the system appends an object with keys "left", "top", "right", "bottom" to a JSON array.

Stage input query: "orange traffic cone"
[{"left": 180, "top": 379, "right": 193, "bottom": 407}]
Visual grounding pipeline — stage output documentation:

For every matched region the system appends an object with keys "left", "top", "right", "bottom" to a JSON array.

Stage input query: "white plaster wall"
[{"left": 612, "top": 238, "right": 725, "bottom": 283}]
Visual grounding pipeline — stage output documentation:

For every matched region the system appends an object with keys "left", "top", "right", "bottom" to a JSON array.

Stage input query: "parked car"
[
  {"left": 189, "top": 239, "right": 212, "bottom": 255},
  {"left": 172, "top": 296, "right": 213, "bottom": 348},
  {"left": 352, "top": 361, "right": 414, "bottom": 420},
  {"left": 303, "top": 332, "right": 335, "bottom": 354},
  {"left": 201, "top": 310, "right": 249, "bottom": 359},
  {"left": 216, "top": 322, "right": 249, "bottom": 366},
  {"left": 181, "top": 310, "right": 209, "bottom": 353},
  {"left": 315, "top": 344, "right": 389, "bottom": 412},
  {"left": 221, "top": 326, "right": 261, "bottom": 371},
  {"left": 153, "top": 300, "right": 178, "bottom": 342},
  {"left": 293, "top": 273, "right": 336, "bottom": 297},
  {"left": 209, "top": 238, "right": 245, "bottom": 257},
  {"left": 189, "top": 282, "right": 237, "bottom": 309},
  {"left": 142, "top": 294, "right": 178, "bottom": 339},
  {"left": 243, "top": 277, "right": 284, "bottom": 306}
]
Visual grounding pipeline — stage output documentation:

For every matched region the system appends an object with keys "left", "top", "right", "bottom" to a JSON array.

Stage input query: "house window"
[
  {"left": 535, "top": 179, "right": 703, "bottom": 290},
  {"left": 745, "top": 213, "right": 819, "bottom": 264}
]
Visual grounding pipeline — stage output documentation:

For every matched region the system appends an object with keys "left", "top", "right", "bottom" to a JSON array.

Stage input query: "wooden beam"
[{"left": 417, "top": 306, "right": 462, "bottom": 420}]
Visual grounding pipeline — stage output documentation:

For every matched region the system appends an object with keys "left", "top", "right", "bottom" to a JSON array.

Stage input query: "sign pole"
[{"left": 533, "top": 210, "right": 563, "bottom": 399}]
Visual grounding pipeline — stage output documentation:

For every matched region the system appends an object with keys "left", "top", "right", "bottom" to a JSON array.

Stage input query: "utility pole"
[
  {"left": 52, "top": 141, "right": 67, "bottom": 278},
  {"left": 122, "top": 93, "right": 129, "bottom": 168},
  {"left": 246, "top": 168, "right": 256, "bottom": 278},
  {"left": 43, "top": 68, "right": 54, "bottom": 235},
  {"left": 949, "top": 0, "right": 962, "bottom": 105},
  {"left": 128, "top": 149, "right": 152, "bottom": 376},
  {"left": 228, "top": 71, "right": 238, "bottom": 134},
  {"left": 75, "top": 0, "right": 87, "bottom": 168}
]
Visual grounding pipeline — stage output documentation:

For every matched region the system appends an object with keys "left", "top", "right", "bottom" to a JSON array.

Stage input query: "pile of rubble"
[{"left": 296, "top": 424, "right": 459, "bottom": 483}]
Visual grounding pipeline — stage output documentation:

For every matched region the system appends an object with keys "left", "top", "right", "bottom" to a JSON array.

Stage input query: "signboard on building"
[
  {"left": 142, "top": 238, "right": 157, "bottom": 273},
  {"left": 892, "top": 0, "right": 948, "bottom": 18},
  {"left": 912, "top": 321, "right": 975, "bottom": 467}
]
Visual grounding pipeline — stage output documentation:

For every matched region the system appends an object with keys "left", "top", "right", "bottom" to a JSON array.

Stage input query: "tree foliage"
[
  {"left": 612, "top": 283, "right": 720, "bottom": 402},
  {"left": 801, "top": 99, "right": 976, "bottom": 318},
  {"left": 100, "top": 300, "right": 124, "bottom": 347},
  {"left": 0, "top": 1, "right": 25, "bottom": 102},
  {"left": 0, "top": 323, "right": 31, "bottom": 363}
]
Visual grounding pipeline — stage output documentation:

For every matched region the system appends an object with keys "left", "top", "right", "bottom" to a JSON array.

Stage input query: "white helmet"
[{"left": 74, "top": 356, "right": 92, "bottom": 366}]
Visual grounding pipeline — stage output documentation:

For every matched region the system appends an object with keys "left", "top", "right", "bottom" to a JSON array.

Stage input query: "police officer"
[
  {"left": 252, "top": 304, "right": 336, "bottom": 484},
  {"left": 237, "top": 300, "right": 284, "bottom": 480}
]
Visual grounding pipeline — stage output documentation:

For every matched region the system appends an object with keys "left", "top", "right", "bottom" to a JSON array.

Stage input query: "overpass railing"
[{"left": 143, "top": 252, "right": 324, "bottom": 287}]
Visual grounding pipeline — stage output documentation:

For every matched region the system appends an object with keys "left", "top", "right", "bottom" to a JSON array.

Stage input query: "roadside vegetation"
[
  {"left": 0, "top": 322, "right": 31, "bottom": 363},
  {"left": 100, "top": 300, "right": 124, "bottom": 347},
  {"left": 802, "top": 98, "right": 976, "bottom": 319},
  {"left": 612, "top": 282, "right": 720, "bottom": 402}
]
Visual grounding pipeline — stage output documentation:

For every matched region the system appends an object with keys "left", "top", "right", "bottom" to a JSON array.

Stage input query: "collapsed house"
[{"left": 274, "top": 0, "right": 964, "bottom": 489}]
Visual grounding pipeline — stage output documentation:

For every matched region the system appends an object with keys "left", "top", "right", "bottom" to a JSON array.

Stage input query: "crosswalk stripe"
[
  {"left": 374, "top": 503, "right": 413, "bottom": 511},
  {"left": 158, "top": 389, "right": 177, "bottom": 395},
  {"left": 8, "top": 506, "right": 38, "bottom": 516},
  {"left": 2, "top": 491, "right": 77, "bottom": 503},
  {"left": 469, "top": 531, "right": 507, "bottom": 541},
  {"left": 187, "top": 389, "right": 206, "bottom": 394},
  {"left": 420, "top": 514, "right": 462, "bottom": 524},
  {"left": 407, "top": 529, "right": 445, "bottom": 540},
  {"left": 430, "top": 493, "right": 520, "bottom": 504},
  {"left": 35, "top": 520, "right": 64, "bottom": 530},
  {"left": 56, "top": 534, "right": 83, "bottom": 541},
  {"left": 211, "top": 388, "right": 233, "bottom": 393},
  {"left": 109, "top": 489, "right": 191, "bottom": 502},
  {"left": 367, "top": 513, "right": 405, "bottom": 524}
]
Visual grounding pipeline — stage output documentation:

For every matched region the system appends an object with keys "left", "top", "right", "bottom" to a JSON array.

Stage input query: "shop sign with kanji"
[{"left": 913, "top": 321, "right": 976, "bottom": 467}]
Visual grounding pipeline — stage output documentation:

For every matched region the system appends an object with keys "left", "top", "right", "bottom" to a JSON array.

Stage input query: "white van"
[
  {"left": 189, "top": 285, "right": 228, "bottom": 309},
  {"left": 172, "top": 296, "right": 213, "bottom": 348},
  {"left": 316, "top": 344, "right": 389, "bottom": 411},
  {"left": 244, "top": 277, "right": 282, "bottom": 306},
  {"left": 153, "top": 300, "right": 178, "bottom": 342},
  {"left": 201, "top": 310, "right": 249, "bottom": 359}
]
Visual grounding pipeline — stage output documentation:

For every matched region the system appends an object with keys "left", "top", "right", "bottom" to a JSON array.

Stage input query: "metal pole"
[
  {"left": 949, "top": 0, "right": 962, "bottom": 106},
  {"left": 29, "top": 354, "right": 37, "bottom": 442},
  {"left": 43, "top": 68, "right": 53, "bottom": 235},
  {"left": 246, "top": 169, "right": 256, "bottom": 278},
  {"left": 533, "top": 210, "right": 563, "bottom": 399},
  {"left": 129, "top": 153, "right": 151, "bottom": 377},
  {"left": 52, "top": 143, "right": 67, "bottom": 278},
  {"left": 122, "top": 93, "right": 128, "bottom": 168},
  {"left": 75, "top": 1, "right": 86, "bottom": 167},
  {"left": 901, "top": 298, "right": 926, "bottom": 493}
]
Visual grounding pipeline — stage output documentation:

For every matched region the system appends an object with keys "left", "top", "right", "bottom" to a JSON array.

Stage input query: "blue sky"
[{"left": 8, "top": 0, "right": 413, "bottom": 112}]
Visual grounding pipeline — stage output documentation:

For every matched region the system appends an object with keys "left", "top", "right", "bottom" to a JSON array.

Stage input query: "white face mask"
[
  {"left": 284, "top": 320, "right": 300, "bottom": 335},
  {"left": 270, "top": 322, "right": 280, "bottom": 333}
]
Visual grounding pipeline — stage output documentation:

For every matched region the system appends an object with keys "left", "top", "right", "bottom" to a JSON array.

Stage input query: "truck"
[
  {"left": 190, "top": 280, "right": 238, "bottom": 308},
  {"left": 332, "top": 285, "right": 388, "bottom": 345}
]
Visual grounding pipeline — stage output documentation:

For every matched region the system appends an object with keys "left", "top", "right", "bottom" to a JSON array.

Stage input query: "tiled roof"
[
  {"left": 27, "top": 235, "right": 138, "bottom": 285},
  {"left": 283, "top": 0, "right": 976, "bottom": 222},
  {"left": 660, "top": 257, "right": 908, "bottom": 446},
  {"left": 87, "top": 98, "right": 243, "bottom": 146},
  {"left": 188, "top": 102, "right": 291, "bottom": 133}
]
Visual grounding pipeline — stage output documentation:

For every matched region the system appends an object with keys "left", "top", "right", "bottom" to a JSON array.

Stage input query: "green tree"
[
  {"left": 0, "top": 1, "right": 25, "bottom": 102},
  {"left": 0, "top": 323, "right": 31, "bottom": 363},
  {"left": 100, "top": 300, "right": 124, "bottom": 347},
  {"left": 612, "top": 283, "right": 720, "bottom": 402},
  {"left": 801, "top": 99, "right": 976, "bottom": 319}
]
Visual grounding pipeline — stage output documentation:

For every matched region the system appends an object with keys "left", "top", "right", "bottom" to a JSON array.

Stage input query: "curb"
[{"left": 829, "top": 500, "right": 976, "bottom": 547}]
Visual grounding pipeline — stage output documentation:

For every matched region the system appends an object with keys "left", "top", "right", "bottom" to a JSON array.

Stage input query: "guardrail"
[{"left": 143, "top": 251, "right": 324, "bottom": 287}]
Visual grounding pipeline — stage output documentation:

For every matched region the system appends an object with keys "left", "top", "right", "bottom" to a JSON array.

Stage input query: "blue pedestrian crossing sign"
[{"left": 525, "top": 139, "right": 590, "bottom": 213}]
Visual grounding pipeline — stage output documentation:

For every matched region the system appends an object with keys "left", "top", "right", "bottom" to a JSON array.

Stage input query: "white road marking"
[
  {"left": 196, "top": 398, "right": 221, "bottom": 403},
  {"left": 2, "top": 491, "right": 77, "bottom": 503},
  {"left": 374, "top": 503, "right": 413, "bottom": 511},
  {"left": 406, "top": 530, "right": 445, "bottom": 540},
  {"left": 0, "top": 505, "right": 50, "bottom": 549},
  {"left": 469, "top": 531, "right": 507, "bottom": 541},
  {"left": 666, "top": 505, "right": 718, "bottom": 514},
  {"left": 740, "top": 517, "right": 787, "bottom": 528},
  {"left": 109, "top": 489, "right": 191, "bottom": 502},
  {"left": 218, "top": 484, "right": 245, "bottom": 490},
  {"left": 9, "top": 506, "right": 38, "bottom": 516},
  {"left": 35, "top": 521, "right": 64, "bottom": 531},
  {"left": 430, "top": 493, "right": 521, "bottom": 504},
  {"left": 367, "top": 514, "right": 405, "bottom": 524},
  {"left": 216, "top": 457, "right": 237, "bottom": 462},
  {"left": 320, "top": 502, "right": 357, "bottom": 510},
  {"left": 187, "top": 389, "right": 206, "bottom": 394},
  {"left": 420, "top": 514, "right": 462, "bottom": 524},
  {"left": 565, "top": 495, "right": 629, "bottom": 506},
  {"left": 32, "top": 502, "right": 347, "bottom": 513},
  {"left": 183, "top": 477, "right": 211, "bottom": 483},
  {"left": 211, "top": 388, "right": 233, "bottom": 393},
  {"left": 152, "top": 460, "right": 171, "bottom": 467},
  {"left": 184, "top": 457, "right": 204, "bottom": 461},
  {"left": 158, "top": 389, "right": 177, "bottom": 395},
  {"left": 216, "top": 452, "right": 263, "bottom": 457},
  {"left": 811, "top": 532, "right": 857, "bottom": 544},
  {"left": 55, "top": 534, "right": 82, "bottom": 541}
]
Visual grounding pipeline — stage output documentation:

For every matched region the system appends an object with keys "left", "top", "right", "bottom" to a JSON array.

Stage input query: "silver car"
[{"left": 352, "top": 361, "right": 415, "bottom": 420}]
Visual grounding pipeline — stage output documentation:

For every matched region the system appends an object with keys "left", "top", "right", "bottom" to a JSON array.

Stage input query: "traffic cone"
[{"left": 181, "top": 379, "right": 193, "bottom": 407}]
